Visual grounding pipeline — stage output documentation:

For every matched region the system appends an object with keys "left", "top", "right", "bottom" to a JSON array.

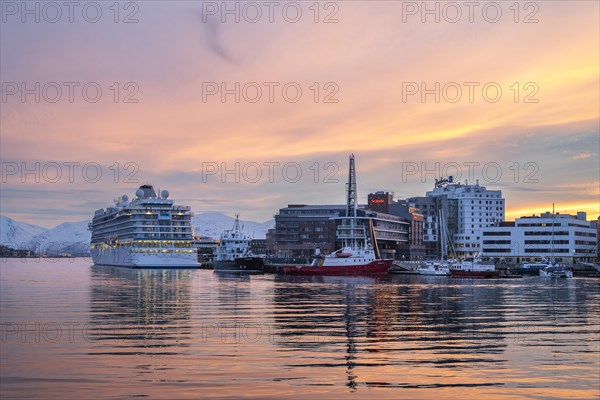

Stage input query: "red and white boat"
[
  {"left": 449, "top": 258, "right": 499, "bottom": 278},
  {"left": 283, "top": 154, "right": 392, "bottom": 276},
  {"left": 283, "top": 246, "right": 392, "bottom": 276}
]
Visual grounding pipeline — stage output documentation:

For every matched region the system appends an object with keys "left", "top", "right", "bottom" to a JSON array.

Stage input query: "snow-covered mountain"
[
  {"left": 1, "top": 212, "right": 274, "bottom": 255},
  {"left": 192, "top": 212, "right": 273, "bottom": 239},
  {"left": 0, "top": 215, "right": 47, "bottom": 248},
  {"left": 28, "top": 221, "right": 91, "bottom": 256}
]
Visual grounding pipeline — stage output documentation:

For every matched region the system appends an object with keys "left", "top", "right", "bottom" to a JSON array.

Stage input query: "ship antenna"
[
  {"left": 233, "top": 213, "right": 240, "bottom": 233},
  {"left": 346, "top": 154, "right": 358, "bottom": 249}
]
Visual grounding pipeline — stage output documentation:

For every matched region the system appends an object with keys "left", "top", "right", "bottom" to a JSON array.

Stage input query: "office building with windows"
[{"left": 481, "top": 211, "right": 597, "bottom": 263}]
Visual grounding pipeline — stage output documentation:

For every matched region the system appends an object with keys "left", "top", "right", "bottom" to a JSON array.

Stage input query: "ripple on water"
[{"left": 0, "top": 260, "right": 598, "bottom": 399}]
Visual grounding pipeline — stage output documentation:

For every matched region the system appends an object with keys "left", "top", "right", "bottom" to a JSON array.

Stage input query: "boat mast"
[
  {"left": 439, "top": 209, "right": 447, "bottom": 260},
  {"left": 369, "top": 218, "right": 380, "bottom": 258},
  {"left": 233, "top": 214, "right": 240, "bottom": 234},
  {"left": 551, "top": 203, "right": 555, "bottom": 262}
]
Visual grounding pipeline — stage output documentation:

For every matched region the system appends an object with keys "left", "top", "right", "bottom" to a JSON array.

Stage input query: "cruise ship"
[{"left": 89, "top": 184, "right": 199, "bottom": 268}]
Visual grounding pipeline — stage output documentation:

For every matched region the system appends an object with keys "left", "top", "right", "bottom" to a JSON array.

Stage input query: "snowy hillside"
[
  {"left": 0, "top": 216, "right": 46, "bottom": 248},
  {"left": 28, "top": 221, "right": 91, "bottom": 256},
  {"left": 192, "top": 212, "right": 274, "bottom": 239}
]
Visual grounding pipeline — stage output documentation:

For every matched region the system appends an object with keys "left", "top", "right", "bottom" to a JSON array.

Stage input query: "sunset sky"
[{"left": 1, "top": 0, "right": 598, "bottom": 227}]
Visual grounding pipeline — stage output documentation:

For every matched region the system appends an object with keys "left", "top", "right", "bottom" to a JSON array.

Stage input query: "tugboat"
[
  {"left": 283, "top": 154, "right": 393, "bottom": 276},
  {"left": 214, "top": 215, "right": 264, "bottom": 273}
]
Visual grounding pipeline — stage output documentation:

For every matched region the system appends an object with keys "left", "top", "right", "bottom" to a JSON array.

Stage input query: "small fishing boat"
[
  {"left": 449, "top": 258, "right": 499, "bottom": 278},
  {"left": 416, "top": 261, "right": 450, "bottom": 276},
  {"left": 539, "top": 262, "right": 573, "bottom": 278}
]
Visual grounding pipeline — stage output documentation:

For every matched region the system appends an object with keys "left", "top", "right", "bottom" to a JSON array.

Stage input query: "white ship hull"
[
  {"left": 91, "top": 247, "right": 199, "bottom": 268},
  {"left": 417, "top": 268, "right": 449, "bottom": 276}
]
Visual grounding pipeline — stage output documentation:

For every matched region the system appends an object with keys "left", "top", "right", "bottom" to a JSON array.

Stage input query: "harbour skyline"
[{"left": 0, "top": 159, "right": 597, "bottom": 228}]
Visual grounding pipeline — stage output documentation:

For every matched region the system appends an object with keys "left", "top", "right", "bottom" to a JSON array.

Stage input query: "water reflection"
[
  {"left": 272, "top": 276, "right": 386, "bottom": 390},
  {"left": 272, "top": 275, "right": 589, "bottom": 390},
  {"left": 88, "top": 266, "right": 194, "bottom": 351},
  {"left": 0, "top": 260, "right": 598, "bottom": 399}
]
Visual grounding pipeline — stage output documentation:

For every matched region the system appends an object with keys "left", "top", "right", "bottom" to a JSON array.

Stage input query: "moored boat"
[
  {"left": 536, "top": 205, "right": 573, "bottom": 279},
  {"left": 497, "top": 269, "right": 523, "bottom": 279},
  {"left": 514, "top": 261, "right": 548, "bottom": 275},
  {"left": 215, "top": 256, "right": 265, "bottom": 274},
  {"left": 449, "top": 258, "right": 499, "bottom": 278},
  {"left": 416, "top": 261, "right": 450, "bottom": 276},
  {"left": 539, "top": 262, "right": 573, "bottom": 278},
  {"left": 88, "top": 184, "right": 199, "bottom": 268},
  {"left": 214, "top": 214, "right": 264, "bottom": 274},
  {"left": 283, "top": 247, "right": 392, "bottom": 276}
]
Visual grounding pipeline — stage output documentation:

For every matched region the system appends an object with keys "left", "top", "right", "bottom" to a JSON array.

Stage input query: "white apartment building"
[{"left": 426, "top": 178, "right": 505, "bottom": 258}]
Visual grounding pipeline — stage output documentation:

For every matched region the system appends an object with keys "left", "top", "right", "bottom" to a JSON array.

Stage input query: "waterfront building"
[
  {"left": 271, "top": 202, "right": 411, "bottom": 260},
  {"left": 350, "top": 208, "right": 409, "bottom": 260},
  {"left": 390, "top": 200, "right": 426, "bottom": 261},
  {"left": 250, "top": 239, "right": 267, "bottom": 256},
  {"left": 272, "top": 204, "right": 344, "bottom": 258},
  {"left": 408, "top": 177, "right": 505, "bottom": 258},
  {"left": 481, "top": 211, "right": 597, "bottom": 263},
  {"left": 406, "top": 196, "right": 440, "bottom": 258},
  {"left": 265, "top": 228, "right": 276, "bottom": 257},
  {"left": 367, "top": 192, "right": 425, "bottom": 260},
  {"left": 595, "top": 217, "right": 600, "bottom": 259}
]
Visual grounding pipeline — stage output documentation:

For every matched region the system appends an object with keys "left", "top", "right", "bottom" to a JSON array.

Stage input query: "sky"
[{"left": 1, "top": 0, "right": 599, "bottom": 228}]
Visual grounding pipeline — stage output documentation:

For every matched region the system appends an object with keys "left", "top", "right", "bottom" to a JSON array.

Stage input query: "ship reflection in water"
[
  {"left": 1, "top": 259, "right": 599, "bottom": 399},
  {"left": 88, "top": 266, "right": 194, "bottom": 353}
]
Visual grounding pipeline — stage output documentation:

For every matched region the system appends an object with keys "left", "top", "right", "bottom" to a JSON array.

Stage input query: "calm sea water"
[{"left": 1, "top": 259, "right": 599, "bottom": 399}]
